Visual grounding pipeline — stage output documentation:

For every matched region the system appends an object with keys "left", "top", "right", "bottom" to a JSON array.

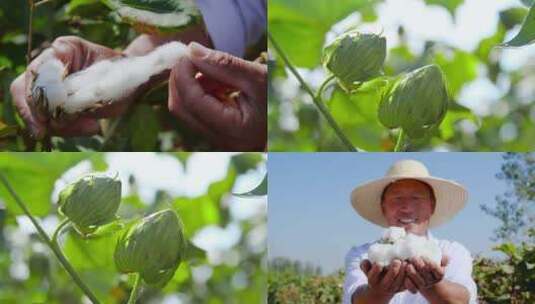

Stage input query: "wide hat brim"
[{"left": 350, "top": 175, "right": 467, "bottom": 228}]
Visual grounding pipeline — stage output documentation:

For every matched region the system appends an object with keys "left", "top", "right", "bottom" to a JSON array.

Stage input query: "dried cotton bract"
[
  {"left": 367, "top": 226, "right": 442, "bottom": 267},
  {"left": 32, "top": 41, "right": 189, "bottom": 118}
]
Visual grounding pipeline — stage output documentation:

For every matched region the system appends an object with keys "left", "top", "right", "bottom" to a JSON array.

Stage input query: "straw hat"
[{"left": 350, "top": 159, "right": 467, "bottom": 228}]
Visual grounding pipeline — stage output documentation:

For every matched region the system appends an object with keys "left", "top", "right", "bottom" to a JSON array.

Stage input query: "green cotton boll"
[
  {"left": 58, "top": 174, "right": 121, "bottom": 236},
  {"left": 378, "top": 64, "right": 449, "bottom": 138},
  {"left": 322, "top": 30, "right": 386, "bottom": 92},
  {"left": 114, "top": 209, "right": 186, "bottom": 287}
]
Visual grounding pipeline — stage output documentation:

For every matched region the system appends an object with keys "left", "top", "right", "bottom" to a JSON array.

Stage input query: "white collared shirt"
[{"left": 342, "top": 233, "right": 478, "bottom": 304}]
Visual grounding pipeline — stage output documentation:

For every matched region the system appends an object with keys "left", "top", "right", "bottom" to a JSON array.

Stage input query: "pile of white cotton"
[
  {"left": 32, "top": 41, "right": 189, "bottom": 117},
  {"left": 367, "top": 227, "right": 442, "bottom": 267}
]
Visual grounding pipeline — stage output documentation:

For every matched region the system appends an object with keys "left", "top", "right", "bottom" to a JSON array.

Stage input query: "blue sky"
[{"left": 268, "top": 152, "right": 508, "bottom": 274}]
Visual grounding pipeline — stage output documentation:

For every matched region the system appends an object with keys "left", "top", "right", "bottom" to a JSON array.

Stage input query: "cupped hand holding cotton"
[
  {"left": 31, "top": 41, "right": 189, "bottom": 118},
  {"left": 367, "top": 226, "right": 442, "bottom": 267}
]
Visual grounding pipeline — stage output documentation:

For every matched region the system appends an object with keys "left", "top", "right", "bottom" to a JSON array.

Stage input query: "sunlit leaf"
[
  {"left": 102, "top": 0, "right": 202, "bottom": 35},
  {"left": 499, "top": 7, "right": 529, "bottom": 30},
  {"left": 269, "top": 0, "right": 376, "bottom": 68},
  {"left": 0, "top": 153, "right": 94, "bottom": 216},
  {"left": 129, "top": 104, "right": 160, "bottom": 151},
  {"left": 231, "top": 153, "right": 263, "bottom": 174},
  {"left": 425, "top": 0, "right": 463, "bottom": 17},
  {"left": 184, "top": 240, "right": 205, "bottom": 262},
  {"left": 502, "top": 3, "right": 535, "bottom": 47},
  {"left": 434, "top": 50, "right": 479, "bottom": 98},
  {"left": 234, "top": 174, "right": 267, "bottom": 197}
]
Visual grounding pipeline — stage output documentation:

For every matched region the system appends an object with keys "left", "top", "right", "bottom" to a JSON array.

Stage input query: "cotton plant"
[
  {"left": 366, "top": 227, "right": 442, "bottom": 267},
  {"left": 0, "top": 172, "right": 190, "bottom": 304}
]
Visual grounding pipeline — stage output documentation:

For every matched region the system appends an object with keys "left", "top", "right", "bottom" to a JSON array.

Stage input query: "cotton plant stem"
[
  {"left": 127, "top": 273, "right": 142, "bottom": 304},
  {"left": 268, "top": 32, "right": 358, "bottom": 152},
  {"left": 51, "top": 218, "right": 70, "bottom": 245},
  {"left": 394, "top": 129, "right": 405, "bottom": 152},
  {"left": 26, "top": 0, "right": 34, "bottom": 67},
  {"left": 315, "top": 74, "right": 336, "bottom": 101},
  {"left": 0, "top": 173, "right": 101, "bottom": 304}
]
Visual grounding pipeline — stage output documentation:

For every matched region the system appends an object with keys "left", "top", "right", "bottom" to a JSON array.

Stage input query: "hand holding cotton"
[
  {"left": 31, "top": 41, "right": 189, "bottom": 118},
  {"left": 367, "top": 226, "right": 442, "bottom": 267}
]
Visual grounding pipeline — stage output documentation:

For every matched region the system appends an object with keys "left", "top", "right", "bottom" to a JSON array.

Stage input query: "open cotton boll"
[
  {"left": 32, "top": 41, "right": 188, "bottom": 117},
  {"left": 367, "top": 226, "right": 442, "bottom": 267},
  {"left": 32, "top": 58, "right": 68, "bottom": 112},
  {"left": 382, "top": 226, "right": 406, "bottom": 242},
  {"left": 62, "top": 41, "right": 188, "bottom": 114},
  {"left": 368, "top": 243, "right": 394, "bottom": 267}
]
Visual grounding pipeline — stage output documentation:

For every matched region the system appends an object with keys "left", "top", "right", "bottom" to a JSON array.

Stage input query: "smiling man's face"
[{"left": 381, "top": 179, "right": 436, "bottom": 235}]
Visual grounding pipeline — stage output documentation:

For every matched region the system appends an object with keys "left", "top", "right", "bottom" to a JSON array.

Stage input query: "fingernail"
[{"left": 189, "top": 42, "right": 209, "bottom": 58}]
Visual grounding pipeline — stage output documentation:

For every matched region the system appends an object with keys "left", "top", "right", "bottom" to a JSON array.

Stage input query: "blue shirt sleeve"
[{"left": 196, "top": 0, "right": 267, "bottom": 57}]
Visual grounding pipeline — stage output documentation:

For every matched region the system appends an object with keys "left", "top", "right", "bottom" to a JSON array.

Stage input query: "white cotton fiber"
[
  {"left": 367, "top": 226, "right": 442, "bottom": 267},
  {"left": 32, "top": 41, "right": 189, "bottom": 115},
  {"left": 382, "top": 226, "right": 406, "bottom": 242},
  {"left": 368, "top": 243, "right": 395, "bottom": 267},
  {"left": 33, "top": 58, "right": 68, "bottom": 111}
]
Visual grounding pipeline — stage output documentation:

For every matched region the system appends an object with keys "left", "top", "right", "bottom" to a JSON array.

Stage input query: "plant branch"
[
  {"left": 127, "top": 273, "right": 142, "bottom": 304},
  {"left": 0, "top": 173, "right": 101, "bottom": 304},
  {"left": 26, "top": 0, "right": 34, "bottom": 66},
  {"left": 315, "top": 74, "right": 336, "bottom": 101},
  {"left": 268, "top": 32, "right": 359, "bottom": 152}
]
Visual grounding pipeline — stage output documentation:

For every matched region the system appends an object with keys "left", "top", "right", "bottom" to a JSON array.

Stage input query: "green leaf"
[
  {"left": 269, "top": 0, "right": 376, "bottom": 68},
  {"left": 439, "top": 101, "right": 478, "bottom": 140},
  {"left": 522, "top": 0, "right": 534, "bottom": 8},
  {"left": 170, "top": 152, "right": 192, "bottom": 171},
  {"left": 83, "top": 220, "right": 125, "bottom": 239},
  {"left": 231, "top": 153, "right": 263, "bottom": 174},
  {"left": 173, "top": 166, "right": 237, "bottom": 236},
  {"left": 173, "top": 195, "right": 219, "bottom": 238},
  {"left": 184, "top": 240, "right": 205, "bottom": 262},
  {"left": 0, "top": 153, "right": 93, "bottom": 216},
  {"left": 499, "top": 7, "right": 529, "bottom": 30},
  {"left": 67, "top": 0, "right": 109, "bottom": 18},
  {"left": 495, "top": 243, "right": 518, "bottom": 257},
  {"left": 502, "top": 3, "right": 535, "bottom": 47},
  {"left": 425, "top": 0, "right": 463, "bottom": 17},
  {"left": 434, "top": 50, "right": 479, "bottom": 98},
  {"left": 0, "top": 121, "right": 18, "bottom": 138},
  {"left": 128, "top": 104, "right": 160, "bottom": 151},
  {"left": 234, "top": 174, "right": 267, "bottom": 197},
  {"left": 102, "top": 0, "right": 202, "bottom": 35},
  {"left": 327, "top": 86, "right": 385, "bottom": 151}
]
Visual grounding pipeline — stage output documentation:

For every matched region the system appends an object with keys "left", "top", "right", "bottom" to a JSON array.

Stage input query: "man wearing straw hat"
[{"left": 343, "top": 159, "right": 477, "bottom": 304}]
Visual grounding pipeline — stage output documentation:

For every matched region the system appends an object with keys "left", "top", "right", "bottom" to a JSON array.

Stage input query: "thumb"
[
  {"left": 187, "top": 42, "right": 266, "bottom": 96},
  {"left": 360, "top": 259, "right": 372, "bottom": 274}
]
